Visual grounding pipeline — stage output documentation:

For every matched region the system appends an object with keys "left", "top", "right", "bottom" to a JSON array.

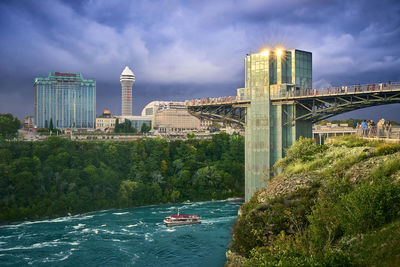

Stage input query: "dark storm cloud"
[{"left": 0, "top": 0, "right": 400, "bottom": 119}]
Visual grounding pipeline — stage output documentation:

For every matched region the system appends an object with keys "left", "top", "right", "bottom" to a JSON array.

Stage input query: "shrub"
[
  {"left": 348, "top": 218, "right": 400, "bottom": 267},
  {"left": 307, "top": 177, "right": 353, "bottom": 248},
  {"left": 331, "top": 135, "right": 381, "bottom": 148},
  {"left": 339, "top": 176, "right": 400, "bottom": 234},
  {"left": 375, "top": 144, "right": 400, "bottom": 156},
  {"left": 244, "top": 233, "right": 352, "bottom": 267},
  {"left": 231, "top": 184, "right": 319, "bottom": 257},
  {"left": 369, "top": 157, "right": 400, "bottom": 180},
  {"left": 275, "top": 137, "right": 327, "bottom": 170}
]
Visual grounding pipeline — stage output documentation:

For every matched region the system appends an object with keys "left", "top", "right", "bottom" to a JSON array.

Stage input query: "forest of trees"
[
  {"left": 0, "top": 113, "right": 20, "bottom": 140},
  {"left": 0, "top": 133, "right": 244, "bottom": 223}
]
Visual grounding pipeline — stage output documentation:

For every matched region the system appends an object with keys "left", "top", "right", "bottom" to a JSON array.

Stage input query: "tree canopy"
[
  {"left": 0, "top": 113, "right": 20, "bottom": 140},
  {"left": 0, "top": 133, "right": 244, "bottom": 222}
]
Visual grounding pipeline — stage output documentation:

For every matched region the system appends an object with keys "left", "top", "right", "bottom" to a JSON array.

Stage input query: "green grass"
[
  {"left": 348, "top": 218, "right": 400, "bottom": 266},
  {"left": 231, "top": 137, "right": 400, "bottom": 266}
]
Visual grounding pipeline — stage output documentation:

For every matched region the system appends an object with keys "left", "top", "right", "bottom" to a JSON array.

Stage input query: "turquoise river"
[{"left": 0, "top": 200, "right": 242, "bottom": 266}]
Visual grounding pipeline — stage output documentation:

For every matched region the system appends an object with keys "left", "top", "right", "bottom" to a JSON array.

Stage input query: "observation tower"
[{"left": 120, "top": 66, "right": 135, "bottom": 116}]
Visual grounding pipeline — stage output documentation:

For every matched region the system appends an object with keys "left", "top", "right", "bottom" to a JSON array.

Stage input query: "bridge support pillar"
[{"left": 245, "top": 102, "right": 312, "bottom": 201}]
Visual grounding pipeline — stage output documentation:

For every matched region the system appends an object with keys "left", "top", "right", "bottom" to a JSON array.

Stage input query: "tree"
[
  {"left": 0, "top": 113, "right": 20, "bottom": 140},
  {"left": 49, "top": 118, "right": 54, "bottom": 132},
  {"left": 209, "top": 122, "right": 221, "bottom": 132},
  {"left": 124, "top": 119, "right": 132, "bottom": 133},
  {"left": 114, "top": 118, "right": 120, "bottom": 133},
  {"left": 141, "top": 123, "right": 151, "bottom": 133}
]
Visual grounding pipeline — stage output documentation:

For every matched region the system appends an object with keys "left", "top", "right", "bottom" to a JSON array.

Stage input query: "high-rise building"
[
  {"left": 120, "top": 66, "right": 135, "bottom": 116},
  {"left": 242, "top": 48, "right": 312, "bottom": 200},
  {"left": 34, "top": 72, "right": 96, "bottom": 129}
]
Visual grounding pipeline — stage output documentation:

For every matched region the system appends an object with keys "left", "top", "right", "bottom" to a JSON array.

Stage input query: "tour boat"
[{"left": 163, "top": 209, "right": 201, "bottom": 226}]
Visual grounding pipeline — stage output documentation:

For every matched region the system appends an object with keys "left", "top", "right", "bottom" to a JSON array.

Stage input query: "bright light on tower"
[
  {"left": 276, "top": 49, "right": 283, "bottom": 57},
  {"left": 259, "top": 49, "right": 269, "bottom": 56}
]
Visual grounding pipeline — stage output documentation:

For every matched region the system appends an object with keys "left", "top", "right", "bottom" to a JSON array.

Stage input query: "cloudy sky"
[{"left": 1, "top": 0, "right": 400, "bottom": 121}]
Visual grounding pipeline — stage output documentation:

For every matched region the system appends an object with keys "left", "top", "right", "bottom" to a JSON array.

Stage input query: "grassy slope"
[{"left": 228, "top": 136, "right": 400, "bottom": 267}]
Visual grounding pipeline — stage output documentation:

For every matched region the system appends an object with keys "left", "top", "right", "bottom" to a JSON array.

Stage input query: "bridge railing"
[
  {"left": 185, "top": 81, "right": 400, "bottom": 106},
  {"left": 355, "top": 125, "right": 400, "bottom": 139},
  {"left": 185, "top": 96, "right": 239, "bottom": 106},
  {"left": 271, "top": 81, "right": 400, "bottom": 98}
]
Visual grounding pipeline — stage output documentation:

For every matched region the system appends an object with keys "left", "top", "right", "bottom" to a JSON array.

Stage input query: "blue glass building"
[{"left": 34, "top": 72, "right": 96, "bottom": 129}]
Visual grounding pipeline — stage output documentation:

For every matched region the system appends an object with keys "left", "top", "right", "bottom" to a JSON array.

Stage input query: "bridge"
[
  {"left": 186, "top": 82, "right": 400, "bottom": 126},
  {"left": 185, "top": 48, "right": 400, "bottom": 201}
]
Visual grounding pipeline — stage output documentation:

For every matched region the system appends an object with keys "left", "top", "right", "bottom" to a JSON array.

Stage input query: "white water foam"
[
  {"left": 144, "top": 233, "right": 154, "bottom": 242},
  {"left": 73, "top": 223, "right": 85, "bottom": 230},
  {"left": 42, "top": 250, "right": 73, "bottom": 263},
  {"left": 127, "top": 221, "right": 143, "bottom": 227},
  {"left": 2, "top": 215, "right": 94, "bottom": 229},
  {"left": 202, "top": 216, "right": 237, "bottom": 224},
  {"left": 112, "top": 212, "right": 129, "bottom": 215},
  {"left": 82, "top": 228, "right": 99, "bottom": 234},
  {"left": 0, "top": 241, "right": 80, "bottom": 252}
]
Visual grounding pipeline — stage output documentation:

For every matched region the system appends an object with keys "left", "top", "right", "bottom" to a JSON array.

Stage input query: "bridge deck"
[
  {"left": 185, "top": 82, "right": 400, "bottom": 107},
  {"left": 185, "top": 81, "right": 400, "bottom": 125}
]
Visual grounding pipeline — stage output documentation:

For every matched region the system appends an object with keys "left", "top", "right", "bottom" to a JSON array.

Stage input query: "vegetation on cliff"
[
  {"left": 229, "top": 136, "right": 400, "bottom": 266},
  {"left": 0, "top": 133, "right": 244, "bottom": 223}
]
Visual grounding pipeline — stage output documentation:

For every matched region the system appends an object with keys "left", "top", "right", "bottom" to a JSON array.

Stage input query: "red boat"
[{"left": 163, "top": 209, "right": 201, "bottom": 226}]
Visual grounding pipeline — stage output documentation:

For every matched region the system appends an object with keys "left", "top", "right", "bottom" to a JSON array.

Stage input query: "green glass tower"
[{"left": 244, "top": 49, "right": 312, "bottom": 200}]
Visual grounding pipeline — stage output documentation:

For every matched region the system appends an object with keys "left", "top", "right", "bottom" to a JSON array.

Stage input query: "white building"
[{"left": 141, "top": 101, "right": 206, "bottom": 133}]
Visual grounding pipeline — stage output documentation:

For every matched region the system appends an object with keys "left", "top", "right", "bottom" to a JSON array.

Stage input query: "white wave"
[
  {"left": 0, "top": 241, "right": 7, "bottom": 245},
  {"left": 127, "top": 221, "right": 143, "bottom": 227},
  {"left": 42, "top": 250, "right": 72, "bottom": 263},
  {"left": 100, "top": 224, "right": 106, "bottom": 227},
  {"left": 157, "top": 210, "right": 172, "bottom": 214},
  {"left": 112, "top": 212, "right": 129, "bottom": 215},
  {"left": 73, "top": 223, "right": 85, "bottom": 230},
  {"left": 0, "top": 241, "right": 79, "bottom": 252},
  {"left": 82, "top": 228, "right": 99, "bottom": 234},
  {"left": 2, "top": 215, "right": 94, "bottom": 229},
  {"left": 166, "top": 228, "right": 176, "bottom": 232},
  {"left": 202, "top": 216, "right": 237, "bottom": 224},
  {"left": 100, "top": 229, "right": 116, "bottom": 235},
  {"left": 144, "top": 233, "right": 153, "bottom": 242}
]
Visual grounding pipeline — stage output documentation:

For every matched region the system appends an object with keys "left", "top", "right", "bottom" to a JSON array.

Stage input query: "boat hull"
[{"left": 163, "top": 219, "right": 201, "bottom": 226}]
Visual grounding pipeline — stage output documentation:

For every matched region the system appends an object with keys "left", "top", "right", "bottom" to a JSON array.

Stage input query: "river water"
[{"left": 0, "top": 200, "right": 242, "bottom": 266}]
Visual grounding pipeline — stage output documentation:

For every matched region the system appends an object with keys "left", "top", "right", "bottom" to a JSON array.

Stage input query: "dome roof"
[
  {"left": 103, "top": 109, "right": 111, "bottom": 115},
  {"left": 121, "top": 66, "right": 134, "bottom": 77}
]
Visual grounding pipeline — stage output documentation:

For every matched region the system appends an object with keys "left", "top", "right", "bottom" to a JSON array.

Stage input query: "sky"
[{"left": 0, "top": 0, "right": 400, "bottom": 121}]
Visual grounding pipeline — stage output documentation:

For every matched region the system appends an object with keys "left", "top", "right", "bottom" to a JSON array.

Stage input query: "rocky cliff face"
[{"left": 227, "top": 136, "right": 400, "bottom": 267}]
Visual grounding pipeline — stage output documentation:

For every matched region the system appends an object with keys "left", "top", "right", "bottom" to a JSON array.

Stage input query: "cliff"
[{"left": 227, "top": 136, "right": 400, "bottom": 266}]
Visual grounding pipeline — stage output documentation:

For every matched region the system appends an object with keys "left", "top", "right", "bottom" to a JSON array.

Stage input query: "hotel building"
[{"left": 34, "top": 72, "right": 96, "bottom": 129}]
